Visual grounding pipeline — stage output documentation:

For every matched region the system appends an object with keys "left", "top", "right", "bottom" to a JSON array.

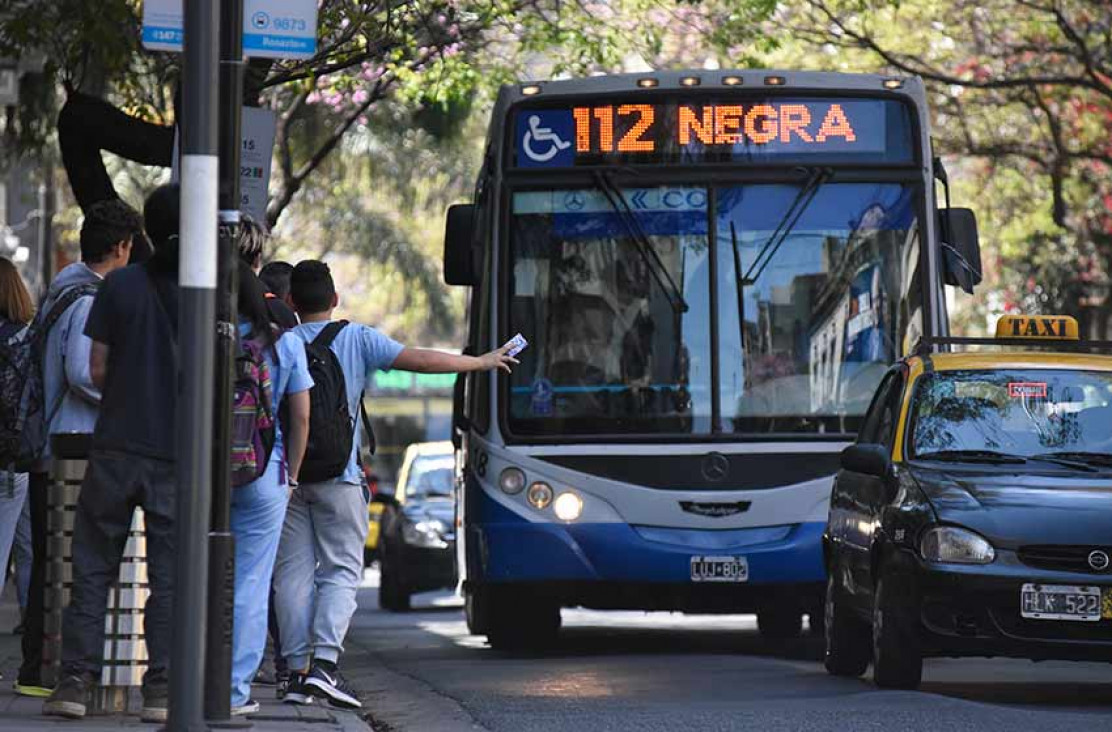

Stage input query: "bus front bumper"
[{"left": 470, "top": 504, "right": 826, "bottom": 612}]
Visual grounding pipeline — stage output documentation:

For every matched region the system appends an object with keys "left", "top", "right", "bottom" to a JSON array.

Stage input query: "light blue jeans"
[
  {"left": 273, "top": 480, "right": 368, "bottom": 671},
  {"left": 230, "top": 459, "right": 289, "bottom": 706},
  {"left": 0, "top": 471, "right": 28, "bottom": 601}
]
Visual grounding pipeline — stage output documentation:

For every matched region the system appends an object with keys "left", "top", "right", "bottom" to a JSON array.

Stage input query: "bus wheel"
[
  {"left": 872, "top": 568, "right": 922, "bottom": 689},
  {"left": 823, "top": 568, "right": 870, "bottom": 677},
  {"left": 757, "top": 609, "right": 803, "bottom": 640},
  {"left": 486, "top": 588, "right": 560, "bottom": 651},
  {"left": 465, "top": 586, "right": 490, "bottom": 636}
]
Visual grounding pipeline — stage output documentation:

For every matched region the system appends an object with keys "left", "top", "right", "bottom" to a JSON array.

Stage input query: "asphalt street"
[{"left": 348, "top": 570, "right": 1112, "bottom": 732}]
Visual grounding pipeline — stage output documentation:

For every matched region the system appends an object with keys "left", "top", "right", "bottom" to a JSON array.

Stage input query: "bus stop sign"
[{"left": 142, "top": 0, "right": 318, "bottom": 60}]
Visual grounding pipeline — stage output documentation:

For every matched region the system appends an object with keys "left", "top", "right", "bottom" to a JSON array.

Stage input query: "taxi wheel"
[
  {"left": 823, "top": 569, "right": 870, "bottom": 677},
  {"left": 486, "top": 588, "right": 561, "bottom": 651},
  {"left": 757, "top": 610, "right": 803, "bottom": 639},
  {"left": 872, "top": 569, "right": 923, "bottom": 689},
  {"left": 378, "top": 544, "right": 411, "bottom": 612}
]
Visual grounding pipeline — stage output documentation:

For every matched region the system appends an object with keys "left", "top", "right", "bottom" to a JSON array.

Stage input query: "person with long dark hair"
[
  {"left": 0, "top": 257, "right": 34, "bottom": 673},
  {"left": 228, "top": 260, "right": 312, "bottom": 715}
]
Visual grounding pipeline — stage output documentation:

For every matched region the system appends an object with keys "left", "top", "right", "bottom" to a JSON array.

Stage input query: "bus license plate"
[
  {"left": 1021, "top": 584, "right": 1100, "bottom": 622},
  {"left": 690, "top": 556, "right": 748, "bottom": 583}
]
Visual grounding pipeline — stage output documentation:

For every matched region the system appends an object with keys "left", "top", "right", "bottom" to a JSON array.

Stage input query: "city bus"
[{"left": 442, "top": 70, "right": 982, "bottom": 649}]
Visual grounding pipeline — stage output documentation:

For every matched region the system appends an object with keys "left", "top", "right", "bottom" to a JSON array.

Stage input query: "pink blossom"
[{"left": 352, "top": 89, "right": 370, "bottom": 105}]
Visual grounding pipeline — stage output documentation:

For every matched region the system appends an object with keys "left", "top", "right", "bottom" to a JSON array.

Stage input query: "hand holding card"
[{"left": 504, "top": 333, "right": 529, "bottom": 357}]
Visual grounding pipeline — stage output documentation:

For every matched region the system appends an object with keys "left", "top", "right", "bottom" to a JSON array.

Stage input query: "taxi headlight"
[
  {"left": 920, "top": 526, "right": 995, "bottom": 564},
  {"left": 402, "top": 519, "right": 449, "bottom": 549},
  {"left": 553, "top": 492, "right": 583, "bottom": 522},
  {"left": 499, "top": 467, "right": 526, "bottom": 495}
]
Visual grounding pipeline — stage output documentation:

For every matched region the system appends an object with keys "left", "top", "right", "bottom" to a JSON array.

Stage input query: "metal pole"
[
  {"left": 204, "top": 0, "right": 243, "bottom": 720},
  {"left": 169, "top": 0, "right": 219, "bottom": 728}
]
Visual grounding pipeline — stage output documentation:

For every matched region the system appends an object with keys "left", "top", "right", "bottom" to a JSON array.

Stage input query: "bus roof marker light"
[
  {"left": 722, "top": 75, "right": 743, "bottom": 86},
  {"left": 521, "top": 84, "right": 543, "bottom": 96},
  {"left": 637, "top": 78, "right": 659, "bottom": 88},
  {"left": 680, "top": 76, "right": 701, "bottom": 87},
  {"left": 527, "top": 482, "right": 554, "bottom": 510},
  {"left": 553, "top": 492, "right": 584, "bottom": 522},
  {"left": 499, "top": 467, "right": 526, "bottom": 495},
  {"left": 764, "top": 75, "right": 786, "bottom": 86},
  {"left": 883, "top": 78, "right": 905, "bottom": 89}
]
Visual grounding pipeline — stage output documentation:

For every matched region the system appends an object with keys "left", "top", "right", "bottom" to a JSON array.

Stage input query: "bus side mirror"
[
  {"left": 452, "top": 369, "right": 471, "bottom": 449},
  {"left": 444, "top": 203, "right": 477, "bottom": 286},
  {"left": 939, "top": 207, "right": 982, "bottom": 295}
]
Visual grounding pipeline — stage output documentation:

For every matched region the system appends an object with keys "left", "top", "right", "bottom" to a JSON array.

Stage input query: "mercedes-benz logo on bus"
[
  {"left": 1088, "top": 550, "right": 1110, "bottom": 571},
  {"left": 701, "top": 452, "right": 730, "bottom": 483}
]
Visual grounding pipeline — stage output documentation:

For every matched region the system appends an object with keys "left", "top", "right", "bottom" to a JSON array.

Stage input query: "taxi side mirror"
[
  {"left": 939, "top": 208, "right": 982, "bottom": 295},
  {"left": 841, "top": 444, "right": 893, "bottom": 481},
  {"left": 444, "top": 203, "right": 478, "bottom": 286}
]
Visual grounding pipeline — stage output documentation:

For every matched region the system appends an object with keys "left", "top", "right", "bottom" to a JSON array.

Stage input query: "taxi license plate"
[
  {"left": 1021, "top": 584, "right": 1101, "bottom": 622},
  {"left": 690, "top": 556, "right": 748, "bottom": 583}
]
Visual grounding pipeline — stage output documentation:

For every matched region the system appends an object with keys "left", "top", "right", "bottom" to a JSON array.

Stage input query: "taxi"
[{"left": 823, "top": 315, "right": 1112, "bottom": 689}]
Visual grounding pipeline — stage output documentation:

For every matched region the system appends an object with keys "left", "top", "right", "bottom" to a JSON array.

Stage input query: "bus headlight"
[
  {"left": 553, "top": 492, "right": 583, "bottom": 522},
  {"left": 499, "top": 467, "right": 526, "bottom": 495},
  {"left": 527, "top": 482, "right": 554, "bottom": 509},
  {"left": 920, "top": 526, "right": 995, "bottom": 564}
]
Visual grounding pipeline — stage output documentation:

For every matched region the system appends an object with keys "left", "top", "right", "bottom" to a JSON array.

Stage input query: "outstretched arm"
[{"left": 391, "top": 344, "right": 517, "bottom": 374}]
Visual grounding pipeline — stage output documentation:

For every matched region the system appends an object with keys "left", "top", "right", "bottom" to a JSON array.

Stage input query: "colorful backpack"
[{"left": 231, "top": 337, "right": 277, "bottom": 487}]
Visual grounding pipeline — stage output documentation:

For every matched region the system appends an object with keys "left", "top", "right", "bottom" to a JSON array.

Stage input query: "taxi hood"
[{"left": 908, "top": 465, "right": 1112, "bottom": 549}]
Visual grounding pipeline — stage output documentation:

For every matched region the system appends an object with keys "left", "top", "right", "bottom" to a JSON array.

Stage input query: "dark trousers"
[
  {"left": 268, "top": 584, "right": 286, "bottom": 674},
  {"left": 60, "top": 450, "right": 176, "bottom": 684},
  {"left": 18, "top": 471, "right": 48, "bottom": 685}
]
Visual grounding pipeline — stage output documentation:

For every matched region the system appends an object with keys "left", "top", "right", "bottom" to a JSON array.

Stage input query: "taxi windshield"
[{"left": 910, "top": 369, "right": 1112, "bottom": 461}]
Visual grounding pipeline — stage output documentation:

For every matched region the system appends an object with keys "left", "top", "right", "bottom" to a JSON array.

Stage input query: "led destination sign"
[{"left": 513, "top": 97, "right": 913, "bottom": 167}]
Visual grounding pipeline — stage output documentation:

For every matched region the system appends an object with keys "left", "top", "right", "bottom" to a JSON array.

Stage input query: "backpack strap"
[
  {"left": 39, "top": 282, "right": 99, "bottom": 341},
  {"left": 359, "top": 394, "right": 375, "bottom": 455},
  {"left": 310, "top": 320, "right": 349, "bottom": 350}
]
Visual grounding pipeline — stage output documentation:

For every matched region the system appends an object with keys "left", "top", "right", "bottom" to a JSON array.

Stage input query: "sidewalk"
[{"left": 0, "top": 594, "right": 373, "bottom": 731}]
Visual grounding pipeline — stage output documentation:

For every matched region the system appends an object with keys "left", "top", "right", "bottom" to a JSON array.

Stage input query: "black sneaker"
[
  {"left": 140, "top": 681, "right": 169, "bottom": 723},
  {"left": 43, "top": 673, "right": 94, "bottom": 719},
  {"left": 304, "top": 663, "right": 361, "bottom": 710},
  {"left": 276, "top": 669, "right": 291, "bottom": 701},
  {"left": 232, "top": 699, "right": 261, "bottom": 716},
  {"left": 281, "top": 671, "right": 314, "bottom": 706}
]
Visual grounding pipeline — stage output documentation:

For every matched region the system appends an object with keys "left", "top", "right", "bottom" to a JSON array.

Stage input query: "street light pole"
[
  {"left": 169, "top": 0, "right": 219, "bottom": 728},
  {"left": 205, "top": 0, "right": 244, "bottom": 722}
]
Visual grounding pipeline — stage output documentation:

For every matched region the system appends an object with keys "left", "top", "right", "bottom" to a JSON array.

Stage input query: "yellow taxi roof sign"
[{"left": 995, "top": 315, "right": 1079, "bottom": 341}]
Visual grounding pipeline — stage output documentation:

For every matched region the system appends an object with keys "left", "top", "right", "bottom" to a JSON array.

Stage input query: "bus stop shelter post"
[
  {"left": 203, "top": 0, "right": 244, "bottom": 722},
  {"left": 169, "top": 0, "right": 219, "bottom": 729}
]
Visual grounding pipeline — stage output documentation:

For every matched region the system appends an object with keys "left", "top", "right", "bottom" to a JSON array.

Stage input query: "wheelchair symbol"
[{"left": 522, "top": 115, "right": 571, "bottom": 163}]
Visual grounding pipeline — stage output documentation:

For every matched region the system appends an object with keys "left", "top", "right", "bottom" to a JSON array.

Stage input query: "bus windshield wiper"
[
  {"left": 742, "top": 166, "right": 832, "bottom": 285},
  {"left": 914, "top": 449, "right": 1028, "bottom": 465},
  {"left": 592, "top": 170, "right": 688, "bottom": 314},
  {"left": 1031, "top": 451, "right": 1112, "bottom": 469}
]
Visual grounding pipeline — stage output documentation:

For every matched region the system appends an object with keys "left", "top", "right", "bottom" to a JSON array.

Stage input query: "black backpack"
[
  {"left": 299, "top": 321, "right": 375, "bottom": 484},
  {"left": 0, "top": 283, "right": 99, "bottom": 470}
]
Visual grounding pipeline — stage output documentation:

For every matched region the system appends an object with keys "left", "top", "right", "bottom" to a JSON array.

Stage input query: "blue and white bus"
[{"left": 443, "top": 70, "right": 980, "bottom": 648}]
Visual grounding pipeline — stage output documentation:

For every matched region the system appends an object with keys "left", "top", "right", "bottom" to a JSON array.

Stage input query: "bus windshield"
[{"left": 506, "top": 182, "right": 919, "bottom": 437}]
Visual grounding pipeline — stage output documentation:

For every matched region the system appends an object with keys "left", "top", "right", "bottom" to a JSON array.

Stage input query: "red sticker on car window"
[{"left": 1009, "top": 382, "right": 1048, "bottom": 398}]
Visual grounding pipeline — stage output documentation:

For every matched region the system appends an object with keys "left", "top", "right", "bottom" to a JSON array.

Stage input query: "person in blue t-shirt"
[
  {"left": 275, "top": 261, "right": 515, "bottom": 710},
  {"left": 228, "top": 262, "right": 313, "bottom": 716}
]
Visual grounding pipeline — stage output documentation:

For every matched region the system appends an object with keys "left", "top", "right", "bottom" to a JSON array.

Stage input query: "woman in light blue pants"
[{"left": 229, "top": 265, "right": 312, "bottom": 714}]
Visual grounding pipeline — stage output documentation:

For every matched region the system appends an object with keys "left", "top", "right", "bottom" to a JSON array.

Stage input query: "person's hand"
[{"left": 479, "top": 344, "right": 519, "bottom": 374}]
